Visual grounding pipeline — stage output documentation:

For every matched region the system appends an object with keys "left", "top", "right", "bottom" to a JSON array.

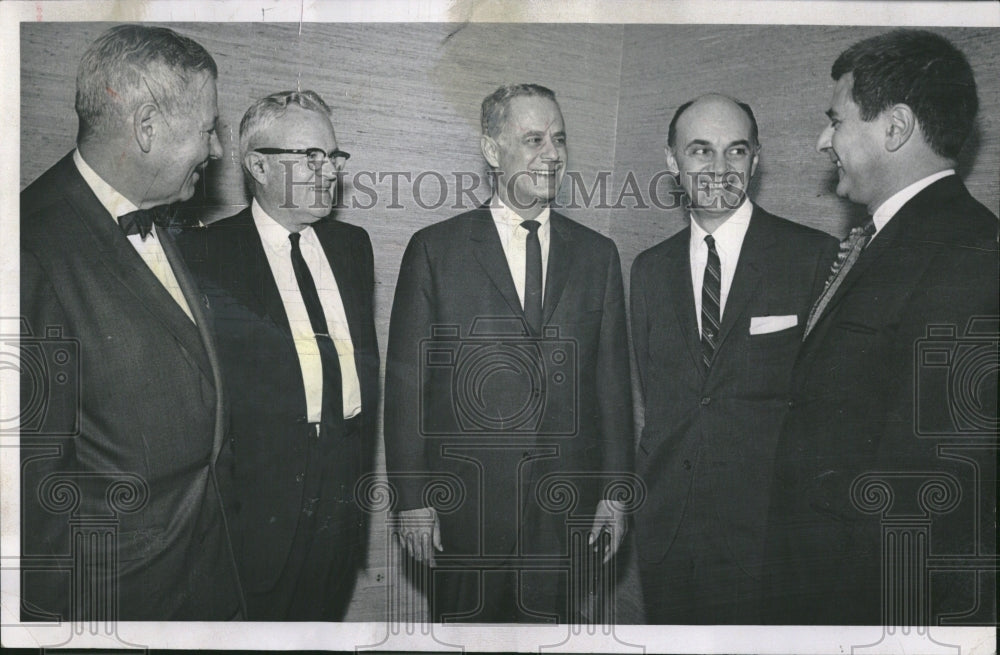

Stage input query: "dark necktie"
[
  {"left": 118, "top": 209, "right": 156, "bottom": 240},
  {"left": 803, "top": 219, "right": 876, "bottom": 338},
  {"left": 289, "top": 232, "right": 343, "bottom": 427},
  {"left": 701, "top": 234, "right": 721, "bottom": 370},
  {"left": 521, "top": 220, "right": 543, "bottom": 336}
]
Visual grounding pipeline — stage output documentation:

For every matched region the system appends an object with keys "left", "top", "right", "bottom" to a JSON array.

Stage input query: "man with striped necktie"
[{"left": 630, "top": 93, "right": 837, "bottom": 623}]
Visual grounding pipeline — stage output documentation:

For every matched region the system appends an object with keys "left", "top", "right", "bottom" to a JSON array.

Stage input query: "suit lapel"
[
  {"left": 233, "top": 212, "right": 293, "bottom": 335},
  {"left": 542, "top": 213, "right": 575, "bottom": 326},
  {"left": 159, "top": 225, "right": 227, "bottom": 457},
  {"left": 63, "top": 162, "right": 213, "bottom": 380},
  {"left": 664, "top": 230, "right": 703, "bottom": 373},
  {"left": 469, "top": 208, "right": 525, "bottom": 320},
  {"left": 714, "top": 209, "right": 769, "bottom": 354}
]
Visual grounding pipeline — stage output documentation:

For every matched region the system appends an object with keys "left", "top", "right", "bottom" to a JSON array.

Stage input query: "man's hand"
[
  {"left": 588, "top": 499, "right": 626, "bottom": 564},
  {"left": 394, "top": 506, "right": 442, "bottom": 566}
]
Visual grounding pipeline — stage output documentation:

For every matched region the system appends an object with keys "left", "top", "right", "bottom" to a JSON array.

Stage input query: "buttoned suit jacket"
[
  {"left": 19, "top": 152, "right": 243, "bottom": 620},
  {"left": 178, "top": 208, "right": 379, "bottom": 595},
  {"left": 765, "top": 176, "right": 999, "bottom": 624},
  {"left": 630, "top": 206, "right": 838, "bottom": 577},
  {"left": 384, "top": 206, "right": 633, "bottom": 564}
]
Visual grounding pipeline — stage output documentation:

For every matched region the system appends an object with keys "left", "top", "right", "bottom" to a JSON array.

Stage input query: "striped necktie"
[{"left": 701, "top": 234, "right": 721, "bottom": 370}]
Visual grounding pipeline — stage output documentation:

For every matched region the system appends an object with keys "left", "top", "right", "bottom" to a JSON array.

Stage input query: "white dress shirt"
[
  {"left": 252, "top": 200, "right": 362, "bottom": 421},
  {"left": 74, "top": 150, "right": 194, "bottom": 322},
  {"left": 689, "top": 199, "right": 753, "bottom": 334},
  {"left": 490, "top": 196, "right": 551, "bottom": 308},
  {"left": 871, "top": 169, "right": 956, "bottom": 239}
]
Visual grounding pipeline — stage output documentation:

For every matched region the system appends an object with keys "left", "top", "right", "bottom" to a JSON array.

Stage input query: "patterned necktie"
[
  {"left": 701, "top": 234, "right": 721, "bottom": 370},
  {"left": 289, "top": 232, "right": 343, "bottom": 427},
  {"left": 803, "top": 219, "right": 876, "bottom": 338},
  {"left": 521, "top": 220, "right": 543, "bottom": 336}
]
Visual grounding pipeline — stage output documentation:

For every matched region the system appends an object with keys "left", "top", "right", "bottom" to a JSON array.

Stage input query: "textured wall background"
[{"left": 20, "top": 22, "right": 999, "bottom": 623}]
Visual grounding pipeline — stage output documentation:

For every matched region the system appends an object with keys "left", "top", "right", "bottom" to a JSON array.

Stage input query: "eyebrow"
[{"left": 684, "top": 139, "right": 752, "bottom": 149}]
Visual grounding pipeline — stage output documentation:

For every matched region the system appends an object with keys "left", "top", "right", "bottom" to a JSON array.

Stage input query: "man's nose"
[
  {"left": 816, "top": 124, "right": 833, "bottom": 153},
  {"left": 540, "top": 137, "right": 560, "bottom": 160},
  {"left": 208, "top": 131, "right": 223, "bottom": 160}
]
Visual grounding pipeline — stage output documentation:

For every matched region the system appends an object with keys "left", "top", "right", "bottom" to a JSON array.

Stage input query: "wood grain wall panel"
[{"left": 612, "top": 25, "right": 999, "bottom": 278}]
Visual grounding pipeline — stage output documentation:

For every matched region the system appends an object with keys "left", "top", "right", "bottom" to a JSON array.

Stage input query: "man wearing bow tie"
[
  {"left": 384, "top": 84, "right": 633, "bottom": 622},
  {"left": 20, "top": 24, "right": 242, "bottom": 620},
  {"left": 179, "top": 90, "right": 379, "bottom": 620},
  {"left": 764, "top": 29, "right": 999, "bottom": 625},
  {"left": 629, "top": 94, "right": 838, "bottom": 623}
]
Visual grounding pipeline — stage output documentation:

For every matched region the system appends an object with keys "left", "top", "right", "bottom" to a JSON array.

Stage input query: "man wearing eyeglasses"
[
  {"left": 20, "top": 24, "right": 242, "bottom": 621},
  {"left": 179, "top": 90, "right": 379, "bottom": 620}
]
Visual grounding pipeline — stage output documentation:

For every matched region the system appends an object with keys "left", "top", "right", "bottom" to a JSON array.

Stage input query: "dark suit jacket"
[
  {"left": 384, "top": 206, "right": 633, "bottom": 562},
  {"left": 765, "top": 175, "right": 999, "bottom": 625},
  {"left": 19, "top": 152, "right": 242, "bottom": 620},
  {"left": 630, "top": 206, "right": 838, "bottom": 576},
  {"left": 178, "top": 208, "right": 379, "bottom": 594}
]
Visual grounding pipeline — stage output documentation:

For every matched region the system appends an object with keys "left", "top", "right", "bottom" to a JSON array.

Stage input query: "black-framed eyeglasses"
[{"left": 254, "top": 147, "right": 351, "bottom": 170}]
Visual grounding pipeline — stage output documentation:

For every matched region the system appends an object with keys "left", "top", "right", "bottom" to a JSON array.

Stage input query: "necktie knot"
[
  {"left": 118, "top": 209, "right": 156, "bottom": 240},
  {"left": 521, "top": 219, "right": 541, "bottom": 235},
  {"left": 289, "top": 231, "right": 302, "bottom": 249},
  {"left": 705, "top": 234, "right": 716, "bottom": 250}
]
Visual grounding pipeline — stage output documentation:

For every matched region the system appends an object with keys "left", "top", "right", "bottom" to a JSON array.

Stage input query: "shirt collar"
[
  {"left": 252, "top": 198, "right": 314, "bottom": 250},
  {"left": 490, "top": 195, "right": 550, "bottom": 228},
  {"left": 73, "top": 149, "right": 139, "bottom": 219},
  {"left": 689, "top": 198, "right": 753, "bottom": 252},
  {"left": 872, "top": 169, "right": 955, "bottom": 234}
]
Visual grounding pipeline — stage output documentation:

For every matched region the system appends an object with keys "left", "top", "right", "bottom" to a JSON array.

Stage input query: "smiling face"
[
  {"left": 145, "top": 72, "right": 222, "bottom": 206},
  {"left": 667, "top": 95, "right": 758, "bottom": 225},
  {"left": 816, "top": 73, "right": 889, "bottom": 212},
  {"left": 482, "top": 95, "right": 566, "bottom": 219},
  {"left": 250, "top": 105, "right": 341, "bottom": 231}
]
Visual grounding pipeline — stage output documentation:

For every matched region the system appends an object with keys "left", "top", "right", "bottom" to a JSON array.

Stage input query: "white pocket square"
[{"left": 749, "top": 314, "right": 798, "bottom": 335}]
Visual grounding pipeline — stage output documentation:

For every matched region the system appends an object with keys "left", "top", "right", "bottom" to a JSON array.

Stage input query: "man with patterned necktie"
[
  {"left": 764, "top": 29, "right": 999, "bottom": 625},
  {"left": 630, "top": 93, "right": 837, "bottom": 623},
  {"left": 385, "top": 83, "right": 633, "bottom": 622}
]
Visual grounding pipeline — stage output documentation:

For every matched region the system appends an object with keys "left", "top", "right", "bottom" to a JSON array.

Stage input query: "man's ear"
[
  {"left": 664, "top": 146, "right": 679, "bottom": 175},
  {"left": 481, "top": 134, "right": 500, "bottom": 168},
  {"left": 133, "top": 102, "right": 158, "bottom": 153},
  {"left": 885, "top": 104, "right": 916, "bottom": 153},
  {"left": 749, "top": 145, "right": 761, "bottom": 179},
  {"left": 243, "top": 151, "right": 268, "bottom": 185}
]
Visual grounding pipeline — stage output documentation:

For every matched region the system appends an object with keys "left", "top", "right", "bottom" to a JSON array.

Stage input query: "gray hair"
[
  {"left": 75, "top": 24, "right": 217, "bottom": 143},
  {"left": 239, "top": 89, "right": 332, "bottom": 159},
  {"left": 481, "top": 83, "right": 558, "bottom": 139}
]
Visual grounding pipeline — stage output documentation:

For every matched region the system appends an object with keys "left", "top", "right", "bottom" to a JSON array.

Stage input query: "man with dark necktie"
[
  {"left": 19, "top": 24, "right": 242, "bottom": 620},
  {"left": 180, "top": 90, "right": 379, "bottom": 620},
  {"left": 384, "top": 83, "right": 633, "bottom": 622},
  {"left": 764, "top": 29, "right": 998, "bottom": 625},
  {"left": 630, "top": 93, "right": 838, "bottom": 623}
]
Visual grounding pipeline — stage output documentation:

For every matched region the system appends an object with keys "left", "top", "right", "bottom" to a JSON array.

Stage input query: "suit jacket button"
[
  {"left": 296, "top": 415, "right": 307, "bottom": 424},
  {"left": 295, "top": 473, "right": 305, "bottom": 483},
  {"left": 700, "top": 396, "right": 711, "bottom": 406},
  {"left": 683, "top": 459, "right": 692, "bottom": 470},
  {"left": 787, "top": 399, "right": 795, "bottom": 408}
]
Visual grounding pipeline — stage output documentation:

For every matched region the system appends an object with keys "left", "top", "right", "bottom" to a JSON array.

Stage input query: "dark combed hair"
[
  {"left": 481, "top": 83, "right": 558, "bottom": 138},
  {"left": 832, "top": 29, "right": 977, "bottom": 160},
  {"left": 667, "top": 95, "right": 760, "bottom": 149},
  {"left": 75, "top": 24, "right": 218, "bottom": 142}
]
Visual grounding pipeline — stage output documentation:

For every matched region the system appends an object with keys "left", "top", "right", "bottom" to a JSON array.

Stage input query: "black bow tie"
[{"left": 117, "top": 209, "right": 157, "bottom": 240}]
